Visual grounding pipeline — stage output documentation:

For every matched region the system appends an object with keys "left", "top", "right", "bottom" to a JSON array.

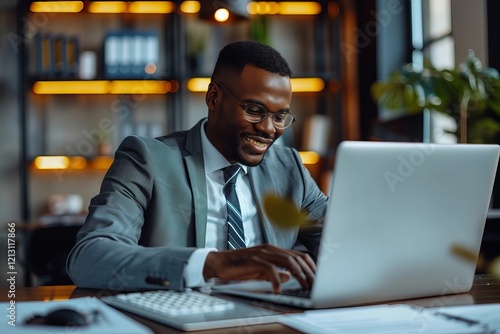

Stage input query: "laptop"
[{"left": 212, "top": 141, "right": 500, "bottom": 309}]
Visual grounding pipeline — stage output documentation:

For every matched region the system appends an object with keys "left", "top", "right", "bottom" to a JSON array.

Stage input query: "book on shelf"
[
  {"left": 36, "top": 33, "right": 79, "bottom": 78},
  {"left": 35, "top": 33, "right": 55, "bottom": 77},
  {"left": 104, "top": 30, "right": 159, "bottom": 79}
]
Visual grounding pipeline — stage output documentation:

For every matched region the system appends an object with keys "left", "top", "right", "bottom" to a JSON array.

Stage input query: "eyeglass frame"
[{"left": 214, "top": 81, "right": 296, "bottom": 130}]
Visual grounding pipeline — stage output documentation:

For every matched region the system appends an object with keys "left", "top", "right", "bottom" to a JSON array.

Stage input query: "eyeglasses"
[{"left": 215, "top": 82, "right": 296, "bottom": 130}]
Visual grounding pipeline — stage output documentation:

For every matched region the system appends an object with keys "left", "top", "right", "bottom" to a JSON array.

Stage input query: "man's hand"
[{"left": 203, "top": 244, "right": 316, "bottom": 293}]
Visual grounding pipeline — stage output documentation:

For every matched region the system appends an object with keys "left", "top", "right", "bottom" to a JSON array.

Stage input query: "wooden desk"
[{"left": 2, "top": 275, "right": 499, "bottom": 333}]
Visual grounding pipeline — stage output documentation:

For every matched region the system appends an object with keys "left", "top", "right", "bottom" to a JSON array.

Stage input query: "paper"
[
  {"left": 280, "top": 304, "right": 490, "bottom": 334},
  {"left": 1, "top": 297, "right": 152, "bottom": 334},
  {"left": 431, "top": 303, "right": 500, "bottom": 331}
]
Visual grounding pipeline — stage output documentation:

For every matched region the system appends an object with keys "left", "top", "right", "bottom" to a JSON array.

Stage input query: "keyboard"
[
  {"left": 103, "top": 290, "right": 235, "bottom": 318},
  {"left": 281, "top": 288, "right": 311, "bottom": 298},
  {"left": 102, "top": 289, "right": 281, "bottom": 331}
]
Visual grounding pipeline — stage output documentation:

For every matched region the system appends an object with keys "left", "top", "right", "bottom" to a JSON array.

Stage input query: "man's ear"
[{"left": 205, "top": 82, "right": 219, "bottom": 110}]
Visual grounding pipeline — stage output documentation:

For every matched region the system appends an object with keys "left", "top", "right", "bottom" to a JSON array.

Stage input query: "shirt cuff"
[{"left": 183, "top": 248, "right": 218, "bottom": 288}]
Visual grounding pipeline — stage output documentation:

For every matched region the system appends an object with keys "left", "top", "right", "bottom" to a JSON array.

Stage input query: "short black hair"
[{"left": 211, "top": 40, "right": 292, "bottom": 79}]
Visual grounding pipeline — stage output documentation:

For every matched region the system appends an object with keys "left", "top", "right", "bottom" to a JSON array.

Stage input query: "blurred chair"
[{"left": 25, "top": 224, "right": 81, "bottom": 286}]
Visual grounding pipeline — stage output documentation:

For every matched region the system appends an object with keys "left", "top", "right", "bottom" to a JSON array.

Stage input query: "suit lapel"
[
  {"left": 184, "top": 120, "right": 208, "bottom": 248},
  {"left": 249, "top": 167, "right": 297, "bottom": 248}
]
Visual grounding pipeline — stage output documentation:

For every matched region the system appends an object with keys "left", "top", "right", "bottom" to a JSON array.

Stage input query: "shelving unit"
[{"left": 18, "top": 0, "right": 344, "bottom": 221}]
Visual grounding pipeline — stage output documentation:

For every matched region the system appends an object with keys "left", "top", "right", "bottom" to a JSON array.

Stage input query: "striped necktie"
[{"left": 223, "top": 165, "right": 246, "bottom": 250}]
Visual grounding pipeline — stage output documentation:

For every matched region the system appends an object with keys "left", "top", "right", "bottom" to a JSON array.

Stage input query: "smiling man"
[{"left": 67, "top": 41, "right": 328, "bottom": 293}]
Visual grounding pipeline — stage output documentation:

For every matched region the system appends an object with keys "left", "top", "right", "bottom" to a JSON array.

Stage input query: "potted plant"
[{"left": 371, "top": 50, "right": 500, "bottom": 143}]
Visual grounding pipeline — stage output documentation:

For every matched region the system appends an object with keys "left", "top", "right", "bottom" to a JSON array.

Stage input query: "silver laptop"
[{"left": 212, "top": 141, "right": 500, "bottom": 309}]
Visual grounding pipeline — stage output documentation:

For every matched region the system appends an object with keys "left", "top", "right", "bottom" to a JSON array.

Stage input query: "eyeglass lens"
[{"left": 243, "top": 105, "right": 294, "bottom": 129}]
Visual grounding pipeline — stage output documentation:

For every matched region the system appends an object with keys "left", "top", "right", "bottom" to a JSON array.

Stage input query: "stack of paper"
[{"left": 280, "top": 304, "right": 498, "bottom": 333}]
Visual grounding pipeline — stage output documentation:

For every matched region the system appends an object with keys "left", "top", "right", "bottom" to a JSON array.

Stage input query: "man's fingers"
[
  {"left": 255, "top": 248, "right": 315, "bottom": 290},
  {"left": 203, "top": 245, "right": 317, "bottom": 292},
  {"left": 292, "top": 253, "right": 315, "bottom": 287}
]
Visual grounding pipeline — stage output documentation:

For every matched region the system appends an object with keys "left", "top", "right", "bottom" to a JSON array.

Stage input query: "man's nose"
[{"left": 254, "top": 114, "right": 276, "bottom": 135}]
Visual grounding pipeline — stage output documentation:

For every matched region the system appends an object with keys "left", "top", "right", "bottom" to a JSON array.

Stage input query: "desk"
[{"left": 2, "top": 275, "right": 499, "bottom": 333}]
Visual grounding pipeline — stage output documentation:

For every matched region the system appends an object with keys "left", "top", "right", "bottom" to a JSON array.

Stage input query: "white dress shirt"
[{"left": 183, "top": 120, "right": 263, "bottom": 287}]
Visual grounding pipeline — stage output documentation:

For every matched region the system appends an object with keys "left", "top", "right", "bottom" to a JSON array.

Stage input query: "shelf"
[
  {"left": 29, "top": 1, "right": 176, "bottom": 14},
  {"left": 32, "top": 155, "right": 113, "bottom": 171},
  {"left": 32, "top": 77, "right": 327, "bottom": 94},
  {"left": 19, "top": 0, "right": 343, "bottom": 223},
  {"left": 186, "top": 77, "right": 326, "bottom": 93},
  {"left": 28, "top": 1, "right": 323, "bottom": 16},
  {"left": 32, "top": 80, "right": 176, "bottom": 94},
  {"left": 30, "top": 152, "right": 319, "bottom": 170}
]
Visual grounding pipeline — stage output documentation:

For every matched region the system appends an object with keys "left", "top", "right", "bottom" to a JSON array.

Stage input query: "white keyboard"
[{"left": 103, "top": 289, "right": 235, "bottom": 318}]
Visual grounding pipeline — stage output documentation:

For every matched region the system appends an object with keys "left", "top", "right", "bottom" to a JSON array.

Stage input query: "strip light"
[
  {"left": 88, "top": 1, "right": 127, "bottom": 13},
  {"left": 187, "top": 78, "right": 211, "bottom": 92},
  {"left": 247, "top": 2, "right": 322, "bottom": 15},
  {"left": 31, "top": 1, "right": 175, "bottom": 14},
  {"left": 33, "top": 80, "right": 171, "bottom": 94},
  {"left": 33, "top": 81, "right": 109, "bottom": 94},
  {"left": 291, "top": 78, "right": 325, "bottom": 92},
  {"left": 180, "top": 1, "right": 201, "bottom": 14},
  {"left": 109, "top": 80, "right": 171, "bottom": 94},
  {"left": 187, "top": 78, "right": 325, "bottom": 93},
  {"left": 33, "top": 156, "right": 113, "bottom": 170},
  {"left": 30, "top": 1, "right": 319, "bottom": 15},
  {"left": 30, "top": 1, "right": 84, "bottom": 13},
  {"left": 128, "top": 1, "right": 175, "bottom": 14},
  {"left": 90, "top": 156, "right": 114, "bottom": 170},
  {"left": 33, "top": 156, "right": 87, "bottom": 170},
  {"left": 298, "top": 151, "right": 320, "bottom": 165}
]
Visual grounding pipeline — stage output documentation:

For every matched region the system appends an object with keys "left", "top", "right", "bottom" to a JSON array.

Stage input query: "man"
[{"left": 67, "top": 41, "right": 328, "bottom": 293}]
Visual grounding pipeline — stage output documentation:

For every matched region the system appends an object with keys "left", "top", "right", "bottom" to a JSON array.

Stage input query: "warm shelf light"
[
  {"left": 187, "top": 78, "right": 325, "bottom": 93},
  {"left": 291, "top": 78, "right": 325, "bottom": 92},
  {"left": 33, "top": 81, "right": 109, "bottom": 94},
  {"left": 187, "top": 78, "right": 211, "bottom": 92},
  {"left": 30, "top": 1, "right": 84, "bottom": 13},
  {"left": 34, "top": 156, "right": 69, "bottom": 169},
  {"left": 247, "top": 2, "right": 322, "bottom": 15},
  {"left": 88, "top": 1, "right": 127, "bottom": 13},
  {"left": 91, "top": 156, "right": 114, "bottom": 170},
  {"left": 180, "top": 1, "right": 201, "bottom": 14},
  {"left": 67, "top": 156, "right": 87, "bottom": 169},
  {"left": 298, "top": 151, "right": 320, "bottom": 165},
  {"left": 128, "top": 1, "right": 175, "bottom": 14},
  {"left": 247, "top": 1, "right": 278, "bottom": 15},
  {"left": 33, "top": 80, "right": 171, "bottom": 94},
  {"left": 278, "top": 1, "right": 322, "bottom": 15},
  {"left": 109, "top": 80, "right": 171, "bottom": 94},
  {"left": 33, "top": 156, "right": 87, "bottom": 170}
]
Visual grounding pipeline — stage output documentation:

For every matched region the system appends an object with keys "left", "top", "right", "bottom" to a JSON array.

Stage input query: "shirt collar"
[{"left": 200, "top": 119, "right": 248, "bottom": 176}]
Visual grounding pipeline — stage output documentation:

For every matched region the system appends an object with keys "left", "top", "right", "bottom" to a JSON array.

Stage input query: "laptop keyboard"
[
  {"left": 281, "top": 288, "right": 311, "bottom": 298},
  {"left": 103, "top": 290, "right": 235, "bottom": 318}
]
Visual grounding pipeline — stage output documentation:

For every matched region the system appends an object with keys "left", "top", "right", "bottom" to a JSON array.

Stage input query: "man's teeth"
[{"left": 245, "top": 136, "right": 267, "bottom": 148}]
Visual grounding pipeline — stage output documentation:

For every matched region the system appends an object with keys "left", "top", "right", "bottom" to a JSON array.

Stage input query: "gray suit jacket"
[{"left": 67, "top": 119, "right": 328, "bottom": 291}]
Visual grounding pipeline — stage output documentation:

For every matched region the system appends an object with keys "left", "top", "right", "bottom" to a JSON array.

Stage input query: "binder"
[
  {"left": 104, "top": 30, "right": 158, "bottom": 79},
  {"left": 36, "top": 33, "right": 79, "bottom": 78},
  {"left": 54, "top": 35, "right": 66, "bottom": 76},
  {"left": 35, "top": 33, "right": 55, "bottom": 77},
  {"left": 66, "top": 36, "right": 79, "bottom": 77}
]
